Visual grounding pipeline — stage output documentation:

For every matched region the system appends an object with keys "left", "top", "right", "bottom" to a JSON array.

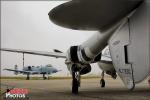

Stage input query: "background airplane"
[{"left": 3, "top": 64, "right": 61, "bottom": 80}]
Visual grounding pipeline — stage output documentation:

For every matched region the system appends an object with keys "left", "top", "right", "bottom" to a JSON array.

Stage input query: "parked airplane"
[
  {"left": 3, "top": 64, "right": 60, "bottom": 80},
  {"left": 1, "top": 0, "right": 150, "bottom": 94}
]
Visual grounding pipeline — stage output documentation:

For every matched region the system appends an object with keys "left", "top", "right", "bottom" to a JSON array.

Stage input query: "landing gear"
[
  {"left": 100, "top": 79, "right": 105, "bottom": 88},
  {"left": 148, "top": 77, "right": 150, "bottom": 85},
  {"left": 43, "top": 74, "right": 47, "bottom": 80},
  {"left": 26, "top": 74, "right": 30, "bottom": 80},
  {"left": 106, "top": 70, "right": 117, "bottom": 79},
  {"left": 112, "top": 73, "right": 117, "bottom": 79},
  {"left": 100, "top": 71, "right": 105, "bottom": 88},
  {"left": 72, "top": 64, "right": 80, "bottom": 94}
]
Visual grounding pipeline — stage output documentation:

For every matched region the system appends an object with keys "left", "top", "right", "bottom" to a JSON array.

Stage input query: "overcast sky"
[{"left": 1, "top": 1, "right": 103, "bottom": 76}]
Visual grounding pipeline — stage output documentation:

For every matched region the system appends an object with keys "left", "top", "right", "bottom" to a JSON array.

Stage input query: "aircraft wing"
[
  {"left": 1, "top": 48, "right": 66, "bottom": 58},
  {"left": 3, "top": 68, "right": 40, "bottom": 74},
  {"left": 3, "top": 68, "right": 30, "bottom": 74}
]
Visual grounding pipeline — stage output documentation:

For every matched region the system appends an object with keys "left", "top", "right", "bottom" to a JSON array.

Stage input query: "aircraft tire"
[{"left": 100, "top": 79, "right": 105, "bottom": 88}]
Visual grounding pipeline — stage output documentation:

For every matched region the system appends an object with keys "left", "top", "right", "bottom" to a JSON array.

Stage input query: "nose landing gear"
[{"left": 26, "top": 73, "right": 30, "bottom": 80}]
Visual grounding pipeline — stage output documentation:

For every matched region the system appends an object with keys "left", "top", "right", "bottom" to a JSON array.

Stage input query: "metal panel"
[
  {"left": 109, "top": 0, "right": 150, "bottom": 89},
  {"left": 109, "top": 21, "right": 135, "bottom": 90},
  {"left": 128, "top": 0, "right": 150, "bottom": 83}
]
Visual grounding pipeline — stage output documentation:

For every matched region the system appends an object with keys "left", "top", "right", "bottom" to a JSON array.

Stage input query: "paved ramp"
[{"left": 1, "top": 78, "right": 150, "bottom": 100}]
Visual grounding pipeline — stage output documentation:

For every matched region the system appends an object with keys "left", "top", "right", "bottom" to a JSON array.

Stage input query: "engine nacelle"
[
  {"left": 66, "top": 62, "right": 91, "bottom": 75},
  {"left": 66, "top": 20, "right": 124, "bottom": 64},
  {"left": 65, "top": 46, "right": 92, "bottom": 75},
  {"left": 66, "top": 45, "right": 92, "bottom": 64}
]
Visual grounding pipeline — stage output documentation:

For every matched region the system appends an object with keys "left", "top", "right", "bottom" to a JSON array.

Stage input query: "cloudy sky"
[{"left": 1, "top": 1, "right": 103, "bottom": 76}]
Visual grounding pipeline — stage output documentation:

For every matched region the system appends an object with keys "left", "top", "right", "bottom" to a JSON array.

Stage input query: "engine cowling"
[
  {"left": 65, "top": 46, "right": 92, "bottom": 75},
  {"left": 66, "top": 45, "right": 96, "bottom": 64}
]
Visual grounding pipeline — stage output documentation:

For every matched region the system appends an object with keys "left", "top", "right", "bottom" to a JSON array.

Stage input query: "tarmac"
[{"left": 1, "top": 77, "right": 150, "bottom": 100}]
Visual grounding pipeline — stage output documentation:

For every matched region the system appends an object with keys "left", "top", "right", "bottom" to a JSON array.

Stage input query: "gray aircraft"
[{"left": 4, "top": 64, "right": 61, "bottom": 80}]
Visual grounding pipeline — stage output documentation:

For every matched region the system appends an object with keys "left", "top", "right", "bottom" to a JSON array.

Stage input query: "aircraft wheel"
[
  {"left": 26, "top": 78, "right": 30, "bottom": 80},
  {"left": 44, "top": 77, "right": 47, "bottom": 80},
  {"left": 100, "top": 79, "right": 105, "bottom": 88},
  {"left": 72, "top": 71, "right": 79, "bottom": 94},
  {"left": 148, "top": 79, "right": 150, "bottom": 85},
  {"left": 26, "top": 74, "right": 30, "bottom": 80}
]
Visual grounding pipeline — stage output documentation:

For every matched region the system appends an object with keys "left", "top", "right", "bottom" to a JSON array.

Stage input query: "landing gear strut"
[
  {"left": 26, "top": 73, "right": 30, "bottom": 80},
  {"left": 43, "top": 74, "right": 47, "bottom": 80},
  {"left": 72, "top": 64, "right": 80, "bottom": 94},
  {"left": 100, "top": 71, "right": 105, "bottom": 88}
]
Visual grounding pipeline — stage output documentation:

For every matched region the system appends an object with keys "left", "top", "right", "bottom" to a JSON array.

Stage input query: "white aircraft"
[
  {"left": 3, "top": 64, "right": 60, "bottom": 80},
  {"left": 1, "top": 0, "right": 150, "bottom": 94}
]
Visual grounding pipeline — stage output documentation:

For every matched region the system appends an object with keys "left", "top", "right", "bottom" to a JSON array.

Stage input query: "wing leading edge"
[
  {"left": 3, "top": 69, "right": 30, "bottom": 74},
  {"left": 3, "top": 68, "right": 41, "bottom": 74},
  {"left": 1, "top": 48, "right": 66, "bottom": 58}
]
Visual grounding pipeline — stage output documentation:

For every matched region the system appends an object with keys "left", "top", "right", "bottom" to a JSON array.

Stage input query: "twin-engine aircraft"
[
  {"left": 1, "top": 0, "right": 150, "bottom": 94},
  {"left": 3, "top": 64, "right": 60, "bottom": 80}
]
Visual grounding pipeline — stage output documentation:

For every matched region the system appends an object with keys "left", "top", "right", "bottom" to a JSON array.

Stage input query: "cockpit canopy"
[{"left": 46, "top": 64, "right": 52, "bottom": 67}]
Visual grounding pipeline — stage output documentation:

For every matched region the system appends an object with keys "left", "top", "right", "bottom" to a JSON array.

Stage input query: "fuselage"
[{"left": 23, "top": 65, "right": 58, "bottom": 75}]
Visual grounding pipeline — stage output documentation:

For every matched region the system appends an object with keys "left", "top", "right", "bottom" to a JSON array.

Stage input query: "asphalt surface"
[{"left": 1, "top": 77, "right": 150, "bottom": 100}]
